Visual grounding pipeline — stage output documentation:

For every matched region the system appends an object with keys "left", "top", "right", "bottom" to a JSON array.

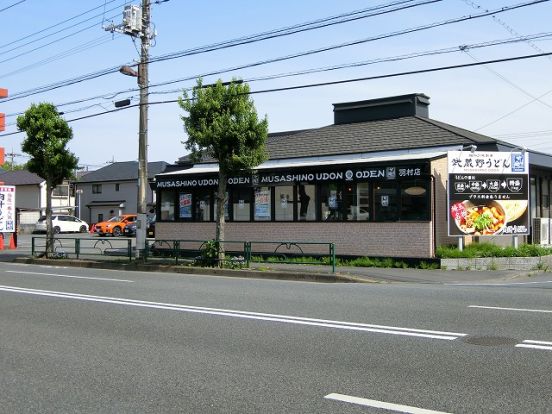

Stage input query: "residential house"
[
  {"left": 74, "top": 161, "right": 168, "bottom": 225},
  {"left": 0, "top": 170, "right": 75, "bottom": 232}
]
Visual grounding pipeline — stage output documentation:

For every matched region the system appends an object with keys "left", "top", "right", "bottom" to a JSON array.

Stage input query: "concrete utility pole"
[
  {"left": 105, "top": 1, "right": 154, "bottom": 258},
  {"left": 136, "top": 0, "right": 151, "bottom": 258}
]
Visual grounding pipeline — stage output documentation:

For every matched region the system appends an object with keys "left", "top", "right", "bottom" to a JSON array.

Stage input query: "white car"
[{"left": 35, "top": 215, "right": 89, "bottom": 234}]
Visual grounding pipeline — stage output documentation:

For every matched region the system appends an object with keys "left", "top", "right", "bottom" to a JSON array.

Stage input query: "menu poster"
[
  {"left": 179, "top": 193, "right": 192, "bottom": 219},
  {"left": 447, "top": 151, "right": 529, "bottom": 236}
]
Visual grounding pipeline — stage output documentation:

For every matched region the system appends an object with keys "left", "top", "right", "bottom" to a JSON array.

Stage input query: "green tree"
[
  {"left": 179, "top": 79, "right": 268, "bottom": 265},
  {"left": 1, "top": 160, "right": 27, "bottom": 171},
  {"left": 17, "top": 103, "right": 78, "bottom": 257}
]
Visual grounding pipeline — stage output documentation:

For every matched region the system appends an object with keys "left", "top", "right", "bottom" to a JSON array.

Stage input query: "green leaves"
[
  {"left": 179, "top": 78, "right": 268, "bottom": 175},
  {"left": 17, "top": 102, "right": 78, "bottom": 187}
]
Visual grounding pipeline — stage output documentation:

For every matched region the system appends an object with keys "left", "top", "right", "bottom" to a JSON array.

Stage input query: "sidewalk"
[{"left": 2, "top": 250, "right": 547, "bottom": 284}]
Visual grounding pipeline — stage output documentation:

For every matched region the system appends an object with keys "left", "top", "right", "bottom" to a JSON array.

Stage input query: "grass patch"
[
  {"left": 436, "top": 243, "right": 552, "bottom": 258},
  {"left": 251, "top": 255, "right": 439, "bottom": 269}
]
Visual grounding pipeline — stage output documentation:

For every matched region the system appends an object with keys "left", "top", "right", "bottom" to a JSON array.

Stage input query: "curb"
[{"left": 12, "top": 257, "right": 369, "bottom": 283}]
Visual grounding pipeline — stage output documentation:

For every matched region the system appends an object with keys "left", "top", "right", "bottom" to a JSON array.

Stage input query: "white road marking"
[
  {"left": 469, "top": 305, "right": 552, "bottom": 313},
  {"left": 516, "top": 340, "right": 552, "bottom": 351},
  {"left": 450, "top": 281, "right": 552, "bottom": 286},
  {"left": 324, "top": 393, "right": 453, "bottom": 413},
  {"left": 4, "top": 270, "right": 133, "bottom": 283},
  {"left": 0, "top": 285, "right": 466, "bottom": 340}
]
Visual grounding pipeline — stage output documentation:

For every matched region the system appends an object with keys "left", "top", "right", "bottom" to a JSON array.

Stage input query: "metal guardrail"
[
  {"left": 31, "top": 236, "right": 336, "bottom": 272},
  {"left": 32, "top": 236, "right": 133, "bottom": 261},
  {"left": 145, "top": 239, "right": 336, "bottom": 272}
]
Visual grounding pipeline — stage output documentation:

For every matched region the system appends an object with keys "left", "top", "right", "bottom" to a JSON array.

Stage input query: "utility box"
[{"left": 123, "top": 5, "right": 142, "bottom": 35}]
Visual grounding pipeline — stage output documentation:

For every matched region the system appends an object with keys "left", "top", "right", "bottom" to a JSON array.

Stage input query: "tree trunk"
[
  {"left": 215, "top": 171, "right": 227, "bottom": 267},
  {"left": 45, "top": 181, "right": 54, "bottom": 258}
]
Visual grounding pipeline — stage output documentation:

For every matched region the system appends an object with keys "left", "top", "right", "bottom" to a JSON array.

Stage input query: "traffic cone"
[
  {"left": 9, "top": 233, "right": 16, "bottom": 249},
  {"left": 0, "top": 233, "right": 4, "bottom": 250}
]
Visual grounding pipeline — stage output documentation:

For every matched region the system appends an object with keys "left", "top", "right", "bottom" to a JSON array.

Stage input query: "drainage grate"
[{"left": 461, "top": 335, "right": 518, "bottom": 346}]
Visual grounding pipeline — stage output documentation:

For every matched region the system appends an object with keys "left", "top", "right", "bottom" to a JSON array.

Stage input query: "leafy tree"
[
  {"left": 179, "top": 79, "right": 268, "bottom": 265},
  {"left": 17, "top": 103, "right": 78, "bottom": 257},
  {"left": 1, "top": 160, "right": 27, "bottom": 171}
]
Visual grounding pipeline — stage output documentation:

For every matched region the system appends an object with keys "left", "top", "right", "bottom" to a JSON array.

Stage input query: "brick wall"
[{"left": 157, "top": 221, "right": 433, "bottom": 258}]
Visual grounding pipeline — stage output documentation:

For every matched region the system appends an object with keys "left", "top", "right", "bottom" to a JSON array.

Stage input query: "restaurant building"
[{"left": 154, "top": 93, "right": 552, "bottom": 258}]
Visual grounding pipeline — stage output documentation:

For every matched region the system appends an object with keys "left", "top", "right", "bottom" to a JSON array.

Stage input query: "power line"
[
  {"left": 0, "top": 11, "right": 122, "bottom": 66},
  {"left": 0, "top": 0, "right": 25, "bottom": 13},
  {"left": 5, "top": 31, "right": 552, "bottom": 121},
  {"left": 0, "top": 0, "right": 121, "bottom": 51},
  {"left": 3, "top": 0, "right": 548, "bottom": 104},
  {"left": 2, "top": 50, "right": 551, "bottom": 138}
]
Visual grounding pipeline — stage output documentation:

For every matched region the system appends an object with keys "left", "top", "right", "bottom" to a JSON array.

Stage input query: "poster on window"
[
  {"left": 255, "top": 189, "right": 270, "bottom": 219},
  {"left": 179, "top": 193, "right": 192, "bottom": 219},
  {"left": 0, "top": 186, "right": 15, "bottom": 232},
  {"left": 447, "top": 151, "right": 529, "bottom": 236}
]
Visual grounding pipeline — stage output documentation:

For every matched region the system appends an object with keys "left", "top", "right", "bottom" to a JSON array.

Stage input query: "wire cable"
[
  {"left": 3, "top": 0, "right": 548, "bottom": 104},
  {"left": 2, "top": 50, "right": 551, "bottom": 138}
]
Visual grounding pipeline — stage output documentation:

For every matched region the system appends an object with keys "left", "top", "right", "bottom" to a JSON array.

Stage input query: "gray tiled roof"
[
  {"left": 0, "top": 170, "right": 44, "bottom": 185},
  {"left": 78, "top": 161, "right": 169, "bottom": 183},
  {"left": 177, "top": 116, "right": 497, "bottom": 164},
  {"left": 265, "top": 116, "right": 496, "bottom": 160}
]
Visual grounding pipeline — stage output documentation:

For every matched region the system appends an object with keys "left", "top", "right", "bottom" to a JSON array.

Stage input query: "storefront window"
[
  {"left": 297, "top": 184, "right": 315, "bottom": 221},
  {"left": 232, "top": 188, "right": 251, "bottom": 221},
  {"left": 344, "top": 182, "right": 370, "bottom": 221},
  {"left": 320, "top": 183, "right": 343, "bottom": 221},
  {"left": 374, "top": 183, "right": 399, "bottom": 221},
  {"left": 160, "top": 191, "right": 175, "bottom": 221},
  {"left": 195, "top": 190, "right": 211, "bottom": 221},
  {"left": 275, "top": 185, "right": 294, "bottom": 221},
  {"left": 179, "top": 192, "right": 193, "bottom": 219},
  {"left": 400, "top": 180, "right": 429, "bottom": 220},
  {"left": 254, "top": 187, "right": 272, "bottom": 221}
]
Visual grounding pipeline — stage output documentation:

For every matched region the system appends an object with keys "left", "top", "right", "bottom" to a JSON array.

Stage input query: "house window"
[
  {"left": 374, "top": 183, "right": 399, "bottom": 222},
  {"left": 92, "top": 184, "right": 102, "bottom": 194},
  {"left": 232, "top": 188, "right": 251, "bottom": 221},
  {"left": 400, "top": 180, "right": 430, "bottom": 220},
  {"left": 275, "top": 185, "right": 294, "bottom": 221},
  {"left": 320, "top": 183, "right": 343, "bottom": 221},
  {"left": 52, "top": 185, "right": 69, "bottom": 197},
  {"left": 296, "top": 184, "right": 316, "bottom": 221},
  {"left": 115, "top": 183, "right": 120, "bottom": 192},
  {"left": 160, "top": 191, "right": 175, "bottom": 221},
  {"left": 195, "top": 189, "right": 211, "bottom": 221},
  {"left": 344, "top": 182, "right": 370, "bottom": 221}
]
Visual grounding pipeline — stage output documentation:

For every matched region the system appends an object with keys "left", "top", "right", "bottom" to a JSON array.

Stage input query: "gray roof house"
[
  {"left": 0, "top": 170, "right": 76, "bottom": 230},
  {"left": 75, "top": 161, "right": 168, "bottom": 224}
]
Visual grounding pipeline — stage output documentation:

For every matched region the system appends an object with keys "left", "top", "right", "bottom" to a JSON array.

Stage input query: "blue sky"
[{"left": 1, "top": 0, "right": 551, "bottom": 169}]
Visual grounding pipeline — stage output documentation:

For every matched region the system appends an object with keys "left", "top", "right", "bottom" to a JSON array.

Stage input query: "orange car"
[{"left": 95, "top": 214, "right": 137, "bottom": 237}]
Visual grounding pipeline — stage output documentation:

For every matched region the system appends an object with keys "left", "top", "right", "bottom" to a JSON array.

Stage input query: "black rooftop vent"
[{"left": 333, "top": 93, "right": 430, "bottom": 125}]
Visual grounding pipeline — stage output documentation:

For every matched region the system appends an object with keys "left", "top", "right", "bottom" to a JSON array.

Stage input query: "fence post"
[
  {"left": 175, "top": 241, "right": 180, "bottom": 265},
  {"left": 76, "top": 238, "right": 80, "bottom": 259},
  {"left": 330, "top": 243, "right": 336, "bottom": 273},
  {"left": 128, "top": 239, "right": 132, "bottom": 262}
]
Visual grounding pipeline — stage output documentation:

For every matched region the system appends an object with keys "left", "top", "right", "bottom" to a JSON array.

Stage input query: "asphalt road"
[{"left": 1, "top": 262, "right": 551, "bottom": 413}]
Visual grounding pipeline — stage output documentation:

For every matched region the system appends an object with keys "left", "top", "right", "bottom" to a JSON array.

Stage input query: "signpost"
[{"left": 447, "top": 151, "right": 530, "bottom": 245}]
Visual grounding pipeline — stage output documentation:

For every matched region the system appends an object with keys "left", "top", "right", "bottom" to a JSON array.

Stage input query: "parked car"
[
  {"left": 34, "top": 215, "right": 89, "bottom": 234},
  {"left": 95, "top": 214, "right": 137, "bottom": 237},
  {"left": 123, "top": 215, "right": 155, "bottom": 238}
]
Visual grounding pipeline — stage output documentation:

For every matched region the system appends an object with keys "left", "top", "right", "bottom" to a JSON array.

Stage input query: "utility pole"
[
  {"left": 136, "top": 0, "right": 150, "bottom": 258},
  {"left": 105, "top": 1, "right": 154, "bottom": 258}
]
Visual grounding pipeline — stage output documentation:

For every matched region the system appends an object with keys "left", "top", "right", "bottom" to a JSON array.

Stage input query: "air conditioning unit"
[
  {"left": 123, "top": 5, "right": 142, "bottom": 35},
  {"left": 533, "top": 218, "right": 551, "bottom": 245}
]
